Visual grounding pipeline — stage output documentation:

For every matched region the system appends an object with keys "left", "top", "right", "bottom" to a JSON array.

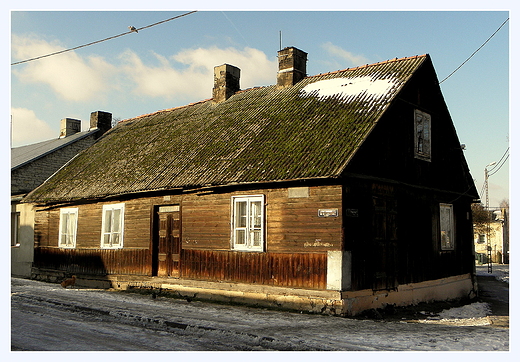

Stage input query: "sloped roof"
[
  {"left": 25, "top": 55, "right": 428, "bottom": 203},
  {"left": 11, "top": 130, "right": 98, "bottom": 170}
]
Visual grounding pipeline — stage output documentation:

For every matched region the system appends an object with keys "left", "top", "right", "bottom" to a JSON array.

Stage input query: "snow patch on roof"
[{"left": 300, "top": 76, "right": 396, "bottom": 102}]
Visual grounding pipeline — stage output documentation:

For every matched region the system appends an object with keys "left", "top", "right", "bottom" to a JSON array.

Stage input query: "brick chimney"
[
  {"left": 212, "top": 64, "right": 240, "bottom": 103},
  {"left": 59, "top": 118, "right": 81, "bottom": 138},
  {"left": 277, "top": 47, "right": 308, "bottom": 88},
  {"left": 89, "top": 111, "right": 112, "bottom": 136}
]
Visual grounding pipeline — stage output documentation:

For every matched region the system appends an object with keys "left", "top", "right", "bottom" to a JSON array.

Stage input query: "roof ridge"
[
  {"left": 120, "top": 87, "right": 269, "bottom": 124},
  {"left": 120, "top": 98, "right": 213, "bottom": 123},
  {"left": 309, "top": 54, "right": 428, "bottom": 79}
]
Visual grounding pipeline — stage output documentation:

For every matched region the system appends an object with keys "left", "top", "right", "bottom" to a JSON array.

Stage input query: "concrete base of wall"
[
  {"left": 340, "top": 273, "right": 477, "bottom": 316},
  {"left": 11, "top": 261, "right": 33, "bottom": 278},
  {"left": 30, "top": 269, "right": 476, "bottom": 316}
]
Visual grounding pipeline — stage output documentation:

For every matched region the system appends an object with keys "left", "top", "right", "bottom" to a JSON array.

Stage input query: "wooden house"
[{"left": 23, "top": 48, "right": 479, "bottom": 316}]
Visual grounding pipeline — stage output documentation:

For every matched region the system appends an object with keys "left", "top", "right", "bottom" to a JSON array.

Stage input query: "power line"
[
  {"left": 439, "top": 17, "right": 509, "bottom": 84},
  {"left": 479, "top": 147, "right": 509, "bottom": 198},
  {"left": 488, "top": 147, "right": 509, "bottom": 173},
  {"left": 11, "top": 11, "right": 197, "bottom": 66},
  {"left": 488, "top": 153, "right": 509, "bottom": 177}
]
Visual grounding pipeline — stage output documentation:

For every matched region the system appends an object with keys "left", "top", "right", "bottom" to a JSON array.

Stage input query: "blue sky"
[{"left": 7, "top": 2, "right": 514, "bottom": 207}]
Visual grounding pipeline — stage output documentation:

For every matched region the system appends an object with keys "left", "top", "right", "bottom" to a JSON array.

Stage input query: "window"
[
  {"left": 11, "top": 212, "right": 20, "bottom": 247},
  {"left": 478, "top": 234, "right": 486, "bottom": 244},
  {"left": 414, "top": 109, "right": 431, "bottom": 161},
  {"left": 232, "top": 195, "right": 265, "bottom": 251},
  {"left": 440, "top": 203, "right": 455, "bottom": 250},
  {"left": 59, "top": 208, "right": 78, "bottom": 248},
  {"left": 101, "top": 203, "right": 125, "bottom": 249}
]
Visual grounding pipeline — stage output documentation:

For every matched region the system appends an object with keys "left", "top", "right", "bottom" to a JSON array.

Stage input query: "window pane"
[
  {"left": 440, "top": 204, "right": 454, "bottom": 249},
  {"left": 251, "top": 201, "right": 262, "bottom": 228},
  {"left": 61, "top": 213, "right": 69, "bottom": 234},
  {"left": 251, "top": 230, "right": 261, "bottom": 247},
  {"left": 235, "top": 201, "right": 247, "bottom": 227},
  {"left": 103, "top": 234, "right": 111, "bottom": 246},
  {"left": 111, "top": 233, "right": 120, "bottom": 247},
  {"left": 235, "top": 230, "right": 246, "bottom": 245},
  {"left": 68, "top": 213, "right": 76, "bottom": 237},
  {"left": 104, "top": 209, "right": 113, "bottom": 233},
  {"left": 415, "top": 110, "right": 431, "bottom": 159},
  {"left": 112, "top": 209, "right": 121, "bottom": 233}
]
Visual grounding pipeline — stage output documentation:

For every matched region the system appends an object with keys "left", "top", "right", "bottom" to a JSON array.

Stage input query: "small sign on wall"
[
  {"left": 318, "top": 208, "right": 338, "bottom": 218},
  {"left": 345, "top": 209, "right": 359, "bottom": 217}
]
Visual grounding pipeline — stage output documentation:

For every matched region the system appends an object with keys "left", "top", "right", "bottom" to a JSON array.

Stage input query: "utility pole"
[{"left": 484, "top": 162, "right": 496, "bottom": 273}]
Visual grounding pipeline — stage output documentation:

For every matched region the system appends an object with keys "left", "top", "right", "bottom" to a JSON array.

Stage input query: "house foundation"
[{"left": 33, "top": 270, "right": 476, "bottom": 316}]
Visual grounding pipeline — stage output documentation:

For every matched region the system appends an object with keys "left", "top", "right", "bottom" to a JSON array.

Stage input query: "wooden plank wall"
[
  {"left": 182, "top": 249, "right": 327, "bottom": 289},
  {"left": 34, "top": 247, "right": 151, "bottom": 275},
  {"left": 182, "top": 185, "right": 343, "bottom": 253},
  {"left": 32, "top": 185, "right": 342, "bottom": 290}
]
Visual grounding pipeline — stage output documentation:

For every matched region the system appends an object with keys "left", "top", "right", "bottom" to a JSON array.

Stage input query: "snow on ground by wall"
[
  {"left": 416, "top": 302, "right": 493, "bottom": 326},
  {"left": 415, "top": 264, "right": 509, "bottom": 327}
]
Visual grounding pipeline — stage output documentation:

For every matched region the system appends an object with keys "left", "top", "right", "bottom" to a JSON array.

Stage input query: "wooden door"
[
  {"left": 153, "top": 205, "right": 181, "bottom": 277},
  {"left": 371, "top": 195, "right": 398, "bottom": 290}
]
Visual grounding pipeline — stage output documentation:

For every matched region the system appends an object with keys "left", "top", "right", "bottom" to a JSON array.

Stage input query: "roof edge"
[
  {"left": 308, "top": 54, "right": 429, "bottom": 79},
  {"left": 11, "top": 129, "right": 100, "bottom": 171}
]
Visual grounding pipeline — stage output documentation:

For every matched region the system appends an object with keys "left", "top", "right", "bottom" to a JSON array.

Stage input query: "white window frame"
[
  {"left": 231, "top": 195, "right": 265, "bottom": 251},
  {"left": 101, "top": 203, "right": 125, "bottom": 249},
  {"left": 414, "top": 109, "right": 431, "bottom": 161},
  {"left": 440, "top": 203, "right": 455, "bottom": 250},
  {"left": 59, "top": 208, "right": 78, "bottom": 248}
]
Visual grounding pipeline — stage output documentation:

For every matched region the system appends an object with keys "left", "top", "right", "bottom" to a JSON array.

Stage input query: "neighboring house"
[
  {"left": 11, "top": 111, "right": 112, "bottom": 277},
  {"left": 23, "top": 47, "right": 479, "bottom": 316},
  {"left": 474, "top": 208, "right": 509, "bottom": 264}
]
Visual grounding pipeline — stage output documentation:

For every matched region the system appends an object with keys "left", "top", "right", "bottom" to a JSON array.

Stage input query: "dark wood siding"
[
  {"left": 181, "top": 249, "right": 327, "bottom": 289},
  {"left": 34, "top": 247, "right": 151, "bottom": 275},
  {"left": 344, "top": 179, "right": 475, "bottom": 291},
  {"left": 267, "top": 186, "right": 343, "bottom": 253}
]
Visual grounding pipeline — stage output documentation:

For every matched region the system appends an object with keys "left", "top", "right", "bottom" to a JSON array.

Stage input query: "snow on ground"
[
  {"left": 476, "top": 263, "right": 509, "bottom": 283},
  {"left": 11, "top": 275, "right": 510, "bottom": 352},
  {"left": 413, "top": 264, "right": 509, "bottom": 327},
  {"left": 416, "top": 302, "right": 493, "bottom": 326}
]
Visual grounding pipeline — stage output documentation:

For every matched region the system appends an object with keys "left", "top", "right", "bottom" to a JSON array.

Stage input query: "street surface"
[{"left": 11, "top": 276, "right": 509, "bottom": 351}]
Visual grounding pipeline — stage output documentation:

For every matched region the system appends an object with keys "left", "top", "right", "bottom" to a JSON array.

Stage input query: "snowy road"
[{"left": 11, "top": 277, "right": 509, "bottom": 351}]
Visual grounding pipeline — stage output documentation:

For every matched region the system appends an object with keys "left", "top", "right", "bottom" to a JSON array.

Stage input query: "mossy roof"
[{"left": 25, "top": 54, "right": 428, "bottom": 203}]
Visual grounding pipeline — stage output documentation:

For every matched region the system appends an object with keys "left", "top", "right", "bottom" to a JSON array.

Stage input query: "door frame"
[{"left": 151, "top": 204, "right": 181, "bottom": 277}]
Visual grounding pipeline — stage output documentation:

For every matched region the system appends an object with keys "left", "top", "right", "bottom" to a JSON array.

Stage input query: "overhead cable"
[
  {"left": 11, "top": 11, "right": 197, "bottom": 66},
  {"left": 488, "top": 147, "right": 509, "bottom": 173},
  {"left": 439, "top": 17, "right": 509, "bottom": 84},
  {"left": 488, "top": 153, "right": 509, "bottom": 177}
]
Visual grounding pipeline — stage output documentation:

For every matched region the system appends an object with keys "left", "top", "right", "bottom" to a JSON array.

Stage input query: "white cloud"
[
  {"left": 12, "top": 34, "right": 278, "bottom": 104},
  {"left": 11, "top": 35, "right": 115, "bottom": 102},
  {"left": 121, "top": 46, "right": 278, "bottom": 100},
  {"left": 10, "top": 108, "right": 56, "bottom": 147},
  {"left": 321, "top": 41, "right": 369, "bottom": 67}
]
